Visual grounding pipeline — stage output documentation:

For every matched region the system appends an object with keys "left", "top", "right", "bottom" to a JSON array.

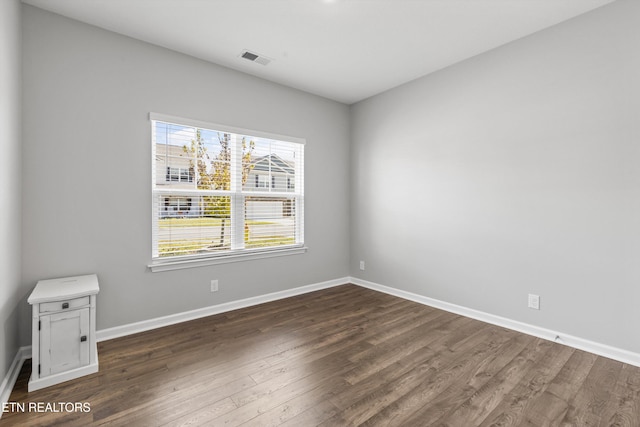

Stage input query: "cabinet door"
[{"left": 40, "top": 308, "right": 90, "bottom": 377}]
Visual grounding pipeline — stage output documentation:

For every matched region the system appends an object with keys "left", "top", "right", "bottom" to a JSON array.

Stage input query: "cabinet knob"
[
  {"left": 80, "top": 335, "right": 87, "bottom": 342},
  {"left": 62, "top": 302, "right": 69, "bottom": 309}
]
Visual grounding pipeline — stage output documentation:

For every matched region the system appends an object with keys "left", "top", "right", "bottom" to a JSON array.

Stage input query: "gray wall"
[
  {"left": 0, "top": 0, "right": 23, "bottom": 382},
  {"left": 14, "top": 0, "right": 640, "bottom": 360},
  {"left": 20, "top": 6, "right": 350, "bottom": 345},
  {"left": 350, "top": 0, "right": 640, "bottom": 353}
]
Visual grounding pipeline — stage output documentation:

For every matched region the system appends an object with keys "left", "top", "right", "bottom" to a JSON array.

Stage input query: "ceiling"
[{"left": 22, "top": 0, "right": 616, "bottom": 104}]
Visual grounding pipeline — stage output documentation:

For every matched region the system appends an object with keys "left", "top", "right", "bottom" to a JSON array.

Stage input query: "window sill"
[{"left": 148, "top": 245, "right": 308, "bottom": 272}]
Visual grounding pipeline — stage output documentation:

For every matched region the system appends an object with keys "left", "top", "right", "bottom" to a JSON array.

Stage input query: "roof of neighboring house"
[
  {"left": 156, "top": 145, "right": 295, "bottom": 175},
  {"left": 250, "top": 154, "right": 294, "bottom": 175}
]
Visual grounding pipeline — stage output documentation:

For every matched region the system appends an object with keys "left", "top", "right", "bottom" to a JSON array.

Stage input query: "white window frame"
[{"left": 148, "top": 113, "right": 306, "bottom": 272}]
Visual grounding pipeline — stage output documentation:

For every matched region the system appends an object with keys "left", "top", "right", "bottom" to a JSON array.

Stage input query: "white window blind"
[{"left": 151, "top": 114, "right": 304, "bottom": 261}]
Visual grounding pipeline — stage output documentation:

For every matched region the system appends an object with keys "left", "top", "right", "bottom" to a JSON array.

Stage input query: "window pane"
[
  {"left": 243, "top": 137, "right": 298, "bottom": 193},
  {"left": 154, "top": 122, "right": 197, "bottom": 190},
  {"left": 157, "top": 195, "right": 232, "bottom": 257},
  {"left": 240, "top": 136, "right": 257, "bottom": 188},
  {"left": 154, "top": 122, "right": 232, "bottom": 191},
  {"left": 244, "top": 196, "right": 296, "bottom": 249},
  {"left": 197, "top": 130, "right": 231, "bottom": 191},
  {"left": 152, "top": 116, "right": 303, "bottom": 260}
]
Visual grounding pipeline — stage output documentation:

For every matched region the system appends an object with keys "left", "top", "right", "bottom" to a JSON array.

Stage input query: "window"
[
  {"left": 256, "top": 174, "right": 269, "bottom": 188},
  {"left": 151, "top": 114, "right": 304, "bottom": 264},
  {"left": 166, "top": 167, "right": 193, "bottom": 183}
]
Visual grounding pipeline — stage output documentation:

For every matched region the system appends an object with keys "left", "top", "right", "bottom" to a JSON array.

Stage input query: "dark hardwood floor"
[{"left": 3, "top": 284, "right": 640, "bottom": 426}]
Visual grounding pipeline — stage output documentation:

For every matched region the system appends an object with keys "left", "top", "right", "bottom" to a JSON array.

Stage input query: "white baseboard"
[
  {"left": 28, "top": 361, "right": 98, "bottom": 393},
  {"left": 0, "top": 346, "right": 31, "bottom": 419},
  {"left": 5, "top": 274, "right": 636, "bottom": 412},
  {"left": 350, "top": 276, "right": 640, "bottom": 368},
  {"left": 96, "top": 277, "right": 349, "bottom": 342},
  {"left": 1, "top": 277, "right": 347, "bottom": 406}
]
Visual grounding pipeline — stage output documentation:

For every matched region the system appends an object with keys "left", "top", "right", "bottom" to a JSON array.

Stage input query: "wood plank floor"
[{"left": 4, "top": 284, "right": 640, "bottom": 426}]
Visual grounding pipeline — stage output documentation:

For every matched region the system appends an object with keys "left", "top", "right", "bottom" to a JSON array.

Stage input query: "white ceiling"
[{"left": 22, "top": 0, "right": 616, "bottom": 104}]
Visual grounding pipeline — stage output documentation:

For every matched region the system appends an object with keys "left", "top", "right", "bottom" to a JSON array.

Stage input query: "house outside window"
[
  {"left": 163, "top": 196, "right": 193, "bottom": 218},
  {"left": 151, "top": 113, "right": 305, "bottom": 263},
  {"left": 255, "top": 174, "right": 269, "bottom": 188},
  {"left": 166, "top": 167, "right": 193, "bottom": 183}
]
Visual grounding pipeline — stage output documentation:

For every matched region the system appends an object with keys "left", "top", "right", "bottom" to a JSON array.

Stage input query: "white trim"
[
  {"left": 96, "top": 277, "right": 348, "bottom": 342},
  {"left": 153, "top": 188, "right": 303, "bottom": 198},
  {"left": 148, "top": 245, "right": 308, "bottom": 272},
  {"left": 150, "top": 113, "right": 306, "bottom": 265},
  {"left": 6, "top": 276, "right": 635, "bottom": 406},
  {"left": 0, "top": 346, "right": 31, "bottom": 419},
  {"left": 28, "top": 360, "right": 98, "bottom": 393},
  {"left": 1, "top": 277, "right": 344, "bottom": 401},
  {"left": 350, "top": 277, "right": 640, "bottom": 368}
]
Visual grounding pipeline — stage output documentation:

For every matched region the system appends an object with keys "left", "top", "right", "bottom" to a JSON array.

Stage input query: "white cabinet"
[
  {"left": 28, "top": 274, "right": 99, "bottom": 392},
  {"left": 40, "top": 307, "right": 90, "bottom": 376}
]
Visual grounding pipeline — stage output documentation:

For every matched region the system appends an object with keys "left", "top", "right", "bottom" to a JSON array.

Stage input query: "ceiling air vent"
[{"left": 240, "top": 50, "right": 272, "bottom": 66}]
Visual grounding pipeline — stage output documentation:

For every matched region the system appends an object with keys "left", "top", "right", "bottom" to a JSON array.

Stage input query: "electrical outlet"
[
  {"left": 359, "top": 261, "right": 365, "bottom": 271},
  {"left": 210, "top": 280, "right": 219, "bottom": 292},
  {"left": 528, "top": 294, "right": 540, "bottom": 310}
]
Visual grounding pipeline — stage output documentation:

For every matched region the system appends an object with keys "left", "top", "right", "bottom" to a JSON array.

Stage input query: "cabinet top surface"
[{"left": 28, "top": 274, "right": 100, "bottom": 304}]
